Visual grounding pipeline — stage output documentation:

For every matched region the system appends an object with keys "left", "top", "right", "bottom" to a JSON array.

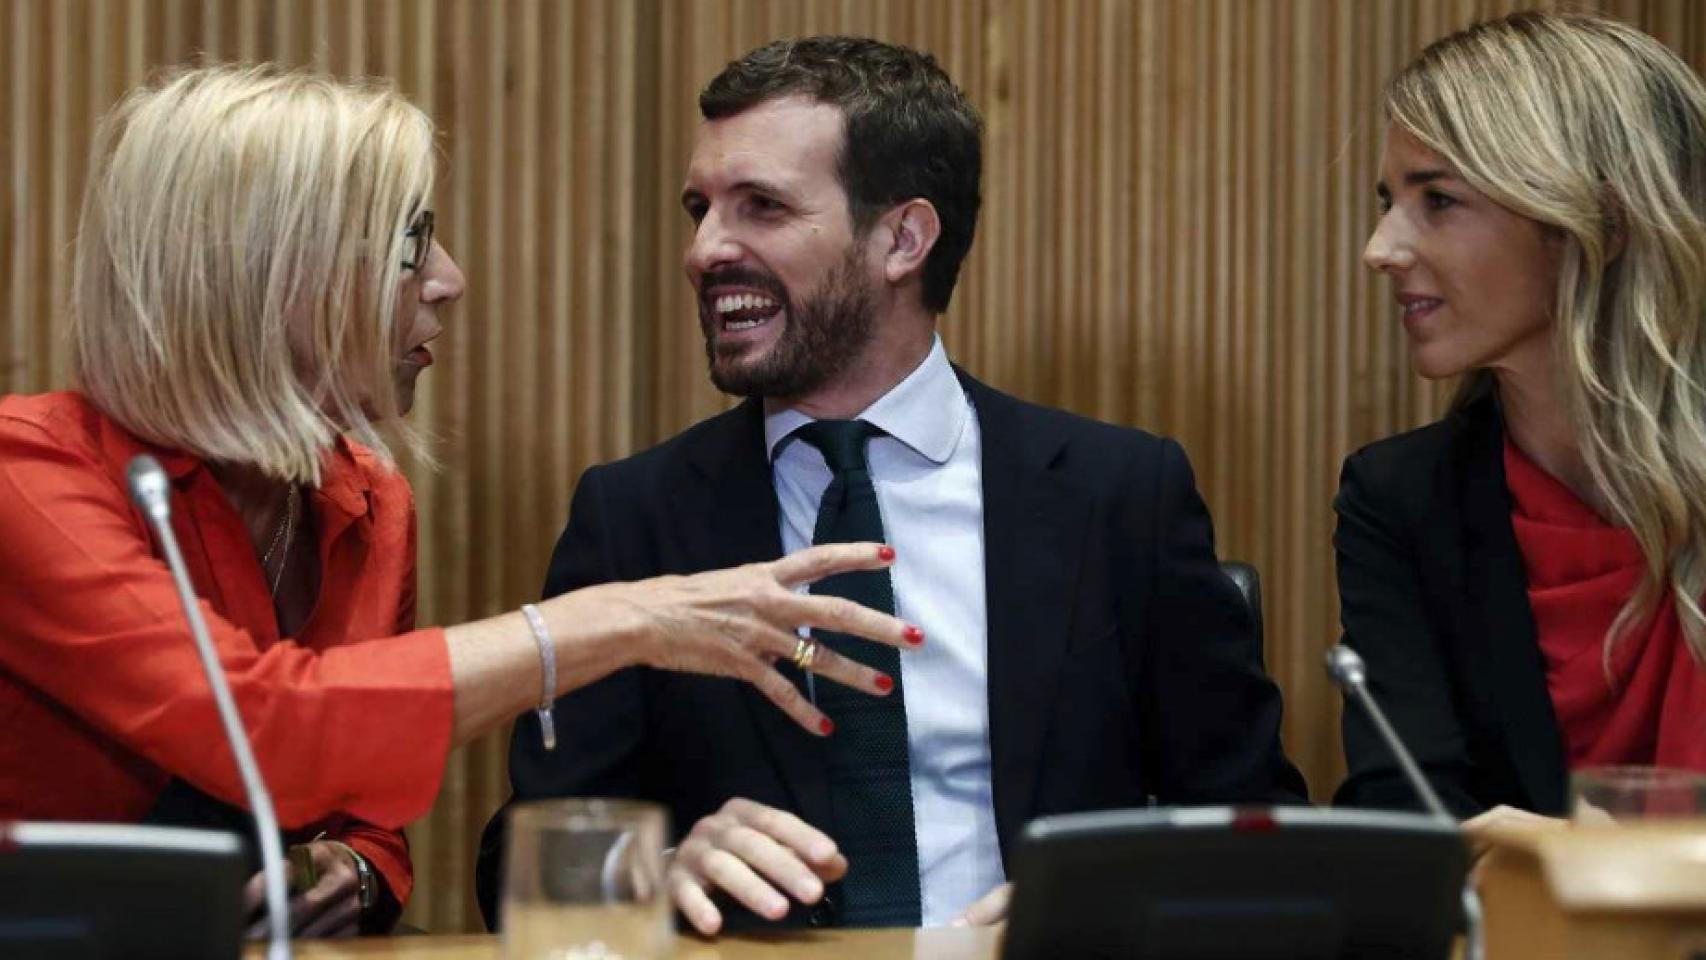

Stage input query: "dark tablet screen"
[
  {"left": 0, "top": 822, "right": 246, "bottom": 960},
  {"left": 1002, "top": 806, "right": 1468, "bottom": 960}
]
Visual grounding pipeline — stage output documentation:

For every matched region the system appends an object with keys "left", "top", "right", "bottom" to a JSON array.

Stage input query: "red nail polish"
[
  {"left": 875, "top": 674, "right": 894, "bottom": 693},
  {"left": 904, "top": 625, "right": 925, "bottom": 645},
  {"left": 819, "top": 717, "right": 835, "bottom": 735},
  {"left": 878, "top": 545, "right": 896, "bottom": 562}
]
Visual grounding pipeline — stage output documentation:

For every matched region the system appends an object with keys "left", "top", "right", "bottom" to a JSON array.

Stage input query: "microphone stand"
[
  {"left": 128, "top": 455, "right": 292, "bottom": 960},
  {"left": 1328, "top": 646, "right": 1483, "bottom": 960}
]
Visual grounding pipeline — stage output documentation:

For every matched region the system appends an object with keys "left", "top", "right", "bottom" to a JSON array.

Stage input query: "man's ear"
[{"left": 880, "top": 199, "right": 941, "bottom": 287}]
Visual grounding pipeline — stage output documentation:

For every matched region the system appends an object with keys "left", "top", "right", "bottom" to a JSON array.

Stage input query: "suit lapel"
[
  {"left": 961, "top": 372, "right": 1092, "bottom": 854},
  {"left": 1447, "top": 397, "right": 1569, "bottom": 813},
  {"left": 699, "top": 374, "right": 1093, "bottom": 844},
  {"left": 683, "top": 400, "right": 834, "bottom": 831}
]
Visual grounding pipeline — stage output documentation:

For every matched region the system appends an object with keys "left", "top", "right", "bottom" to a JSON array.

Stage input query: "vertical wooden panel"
[{"left": 4, "top": 0, "right": 1705, "bottom": 932}]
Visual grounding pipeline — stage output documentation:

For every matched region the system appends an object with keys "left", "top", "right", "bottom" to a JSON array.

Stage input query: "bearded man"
[{"left": 477, "top": 35, "right": 1306, "bottom": 934}]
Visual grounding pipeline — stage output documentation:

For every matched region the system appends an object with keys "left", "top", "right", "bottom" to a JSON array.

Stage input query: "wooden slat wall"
[{"left": 5, "top": 0, "right": 1704, "bottom": 933}]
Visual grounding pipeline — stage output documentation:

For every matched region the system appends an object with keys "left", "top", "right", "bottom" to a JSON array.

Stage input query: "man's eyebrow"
[
  {"left": 732, "top": 178, "right": 798, "bottom": 200},
  {"left": 679, "top": 178, "right": 801, "bottom": 212}
]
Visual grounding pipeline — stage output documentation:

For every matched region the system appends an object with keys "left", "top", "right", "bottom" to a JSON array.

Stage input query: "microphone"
[
  {"left": 1326, "top": 646, "right": 1451, "bottom": 820},
  {"left": 1328, "top": 644, "right": 1483, "bottom": 960},
  {"left": 127, "top": 455, "right": 293, "bottom": 960}
]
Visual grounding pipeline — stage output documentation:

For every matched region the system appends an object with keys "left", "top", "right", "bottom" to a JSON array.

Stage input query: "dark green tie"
[{"left": 792, "top": 419, "right": 921, "bottom": 927}]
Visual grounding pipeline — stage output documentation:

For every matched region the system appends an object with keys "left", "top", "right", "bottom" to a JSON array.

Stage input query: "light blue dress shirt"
[{"left": 765, "top": 337, "right": 1004, "bottom": 927}]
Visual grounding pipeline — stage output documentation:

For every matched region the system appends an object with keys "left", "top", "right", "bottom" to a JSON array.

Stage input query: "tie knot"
[{"left": 793, "top": 419, "right": 884, "bottom": 474}]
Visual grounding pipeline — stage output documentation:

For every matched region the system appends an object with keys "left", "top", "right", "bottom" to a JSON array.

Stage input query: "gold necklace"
[{"left": 259, "top": 488, "right": 298, "bottom": 598}]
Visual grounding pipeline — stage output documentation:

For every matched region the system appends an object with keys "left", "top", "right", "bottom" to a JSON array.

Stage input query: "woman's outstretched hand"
[{"left": 579, "top": 542, "right": 922, "bottom": 735}]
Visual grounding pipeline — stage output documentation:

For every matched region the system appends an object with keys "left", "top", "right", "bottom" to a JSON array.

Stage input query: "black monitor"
[
  {"left": 1002, "top": 806, "right": 1467, "bottom": 960},
  {"left": 0, "top": 822, "right": 246, "bottom": 960}
]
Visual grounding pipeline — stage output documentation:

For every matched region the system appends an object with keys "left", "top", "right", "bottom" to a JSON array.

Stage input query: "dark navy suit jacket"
[{"left": 477, "top": 369, "right": 1306, "bottom": 928}]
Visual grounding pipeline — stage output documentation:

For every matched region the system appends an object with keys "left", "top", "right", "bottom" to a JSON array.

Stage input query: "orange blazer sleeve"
[
  {"left": 324, "top": 509, "right": 437, "bottom": 914},
  {"left": 326, "top": 816, "right": 411, "bottom": 929},
  {"left": 0, "top": 414, "right": 455, "bottom": 829}
]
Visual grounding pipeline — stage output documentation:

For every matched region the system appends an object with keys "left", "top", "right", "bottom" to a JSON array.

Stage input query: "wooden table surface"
[{"left": 247, "top": 927, "right": 1002, "bottom": 959}]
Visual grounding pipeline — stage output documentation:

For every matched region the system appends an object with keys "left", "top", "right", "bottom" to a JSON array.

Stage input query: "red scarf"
[{"left": 1504, "top": 438, "right": 1706, "bottom": 772}]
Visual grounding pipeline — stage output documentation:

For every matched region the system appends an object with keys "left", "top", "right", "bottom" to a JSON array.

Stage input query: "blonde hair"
[
  {"left": 71, "top": 64, "right": 436, "bottom": 486},
  {"left": 1387, "top": 12, "right": 1706, "bottom": 663}
]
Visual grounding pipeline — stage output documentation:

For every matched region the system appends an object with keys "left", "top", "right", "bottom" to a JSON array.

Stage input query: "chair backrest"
[{"left": 1220, "top": 561, "right": 1263, "bottom": 648}]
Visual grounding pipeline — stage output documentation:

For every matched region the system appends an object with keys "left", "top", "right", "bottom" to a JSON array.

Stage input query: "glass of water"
[
  {"left": 501, "top": 799, "right": 672, "bottom": 960},
  {"left": 1571, "top": 765, "right": 1706, "bottom": 822}
]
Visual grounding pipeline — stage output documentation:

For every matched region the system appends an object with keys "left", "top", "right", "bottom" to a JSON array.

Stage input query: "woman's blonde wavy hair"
[
  {"left": 1387, "top": 12, "right": 1706, "bottom": 664},
  {"left": 71, "top": 63, "right": 436, "bottom": 486}
]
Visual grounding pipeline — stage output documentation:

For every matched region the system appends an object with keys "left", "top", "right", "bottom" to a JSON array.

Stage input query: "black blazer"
[
  {"left": 1332, "top": 388, "right": 1568, "bottom": 819},
  {"left": 476, "top": 369, "right": 1306, "bottom": 928}
]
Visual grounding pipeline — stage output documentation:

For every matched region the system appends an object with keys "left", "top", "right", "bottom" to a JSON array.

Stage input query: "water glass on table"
[
  {"left": 502, "top": 799, "right": 672, "bottom": 960},
  {"left": 1571, "top": 765, "right": 1706, "bottom": 822}
]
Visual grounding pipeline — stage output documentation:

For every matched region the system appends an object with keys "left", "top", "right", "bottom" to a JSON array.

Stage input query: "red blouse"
[
  {"left": 1505, "top": 437, "right": 1706, "bottom": 772},
  {"left": 0, "top": 392, "right": 456, "bottom": 908}
]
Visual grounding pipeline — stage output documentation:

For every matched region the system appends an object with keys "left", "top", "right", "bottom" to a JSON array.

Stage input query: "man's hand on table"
[
  {"left": 668, "top": 798, "right": 847, "bottom": 935},
  {"left": 242, "top": 839, "right": 364, "bottom": 938}
]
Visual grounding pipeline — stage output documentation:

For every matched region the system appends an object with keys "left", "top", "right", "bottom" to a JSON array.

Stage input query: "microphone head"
[
  {"left": 126, "top": 454, "right": 172, "bottom": 523},
  {"left": 1325, "top": 645, "right": 1367, "bottom": 689}
]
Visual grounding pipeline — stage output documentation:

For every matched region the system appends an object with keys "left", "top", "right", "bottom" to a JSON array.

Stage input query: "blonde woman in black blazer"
[{"left": 1334, "top": 12, "right": 1706, "bottom": 841}]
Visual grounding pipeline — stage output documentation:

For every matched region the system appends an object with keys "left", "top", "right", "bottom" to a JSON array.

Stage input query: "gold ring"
[{"left": 791, "top": 637, "right": 819, "bottom": 672}]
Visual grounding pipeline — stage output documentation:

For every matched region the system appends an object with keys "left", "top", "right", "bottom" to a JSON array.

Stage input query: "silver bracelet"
[{"left": 519, "top": 603, "right": 557, "bottom": 751}]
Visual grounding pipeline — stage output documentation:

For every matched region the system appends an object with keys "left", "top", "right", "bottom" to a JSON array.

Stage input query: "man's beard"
[{"left": 699, "top": 246, "right": 878, "bottom": 399}]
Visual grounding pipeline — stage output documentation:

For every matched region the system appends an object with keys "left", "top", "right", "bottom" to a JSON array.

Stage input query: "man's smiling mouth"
[{"left": 710, "top": 291, "right": 783, "bottom": 332}]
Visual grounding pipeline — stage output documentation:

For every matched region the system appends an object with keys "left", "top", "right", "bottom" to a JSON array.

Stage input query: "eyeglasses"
[{"left": 402, "top": 209, "right": 435, "bottom": 272}]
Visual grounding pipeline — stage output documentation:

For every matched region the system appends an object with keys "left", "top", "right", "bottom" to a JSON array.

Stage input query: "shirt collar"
[
  {"left": 313, "top": 438, "right": 375, "bottom": 519},
  {"left": 764, "top": 335, "right": 967, "bottom": 465}
]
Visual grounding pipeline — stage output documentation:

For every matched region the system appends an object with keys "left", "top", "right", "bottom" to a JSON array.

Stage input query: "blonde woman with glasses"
[
  {"left": 0, "top": 65, "right": 916, "bottom": 936},
  {"left": 1335, "top": 11, "right": 1706, "bottom": 843}
]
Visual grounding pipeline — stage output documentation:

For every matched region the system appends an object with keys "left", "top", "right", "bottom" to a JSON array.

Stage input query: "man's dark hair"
[{"left": 700, "top": 36, "right": 983, "bottom": 314}]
